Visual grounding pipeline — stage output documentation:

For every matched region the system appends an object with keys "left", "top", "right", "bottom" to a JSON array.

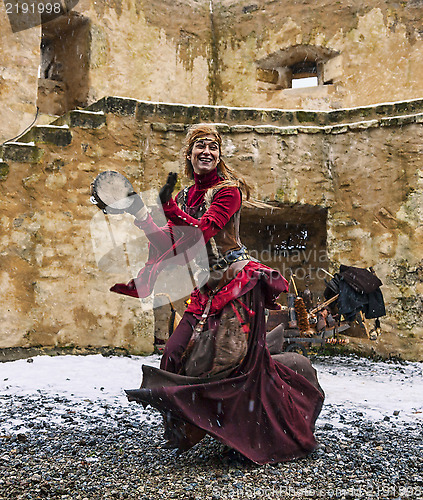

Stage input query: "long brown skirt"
[{"left": 126, "top": 280, "right": 324, "bottom": 464}]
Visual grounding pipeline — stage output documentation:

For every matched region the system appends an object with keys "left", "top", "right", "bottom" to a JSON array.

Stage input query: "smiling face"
[{"left": 188, "top": 136, "right": 220, "bottom": 176}]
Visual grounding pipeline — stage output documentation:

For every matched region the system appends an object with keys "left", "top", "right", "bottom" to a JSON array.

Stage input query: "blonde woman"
[{"left": 113, "top": 124, "right": 324, "bottom": 464}]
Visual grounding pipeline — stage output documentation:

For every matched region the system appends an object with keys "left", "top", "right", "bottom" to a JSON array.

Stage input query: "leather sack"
[{"left": 184, "top": 304, "right": 248, "bottom": 378}]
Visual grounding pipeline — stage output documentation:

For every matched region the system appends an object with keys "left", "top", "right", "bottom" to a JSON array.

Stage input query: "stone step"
[
  {"left": 52, "top": 109, "right": 106, "bottom": 129},
  {"left": 19, "top": 125, "right": 72, "bottom": 147},
  {"left": 1, "top": 142, "right": 43, "bottom": 163}
]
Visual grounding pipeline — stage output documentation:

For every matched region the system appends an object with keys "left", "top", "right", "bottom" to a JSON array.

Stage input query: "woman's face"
[{"left": 189, "top": 135, "right": 220, "bottom": 176}]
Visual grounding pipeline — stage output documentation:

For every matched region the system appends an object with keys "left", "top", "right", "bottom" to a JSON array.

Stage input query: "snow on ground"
[
  {"left": 0, "top": 354, "right": 422, "bottom": 434},
  {"left": 313, "top": 356, "right": 423, "bottom": 424}
]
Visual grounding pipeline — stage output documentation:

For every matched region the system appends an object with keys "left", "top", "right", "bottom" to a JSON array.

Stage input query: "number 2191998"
[{"left": 5, "top": 2, "right": 62, "bottom": 14}]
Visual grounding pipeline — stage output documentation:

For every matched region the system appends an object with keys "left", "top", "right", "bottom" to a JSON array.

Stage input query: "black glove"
[
  {"left": 125, "top": 191, "right": 145, "bottom": 215},
  {"left": 158, "top": 172, "right": 178, "bottom": 205}
]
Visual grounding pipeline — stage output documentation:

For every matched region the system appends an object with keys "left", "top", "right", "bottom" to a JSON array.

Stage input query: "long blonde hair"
[{"left": 183, "top": 123, "right": 251, "bottom": 201}]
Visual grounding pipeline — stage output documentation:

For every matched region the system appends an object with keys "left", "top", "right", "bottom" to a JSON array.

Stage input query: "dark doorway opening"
[
  {"left": 240, "top": 203, "right": 328, "bottom": 304},
  {"left": 37, "top": 12, "right": 90, "bottom": 115}
]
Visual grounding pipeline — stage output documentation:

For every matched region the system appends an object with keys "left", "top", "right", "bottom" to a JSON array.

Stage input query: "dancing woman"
[{"left": 111, "top": 124, "right": 324, "bottom": 464}]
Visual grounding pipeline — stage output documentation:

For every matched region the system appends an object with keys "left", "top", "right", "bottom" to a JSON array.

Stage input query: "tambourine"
[{"left": 90, "top": 171, "right": 135, "bottom": 214}]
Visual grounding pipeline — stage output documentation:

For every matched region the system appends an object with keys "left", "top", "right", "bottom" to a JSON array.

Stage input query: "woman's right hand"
[{"left": 125, "top": 192, "right": 145, "bottom": 216}]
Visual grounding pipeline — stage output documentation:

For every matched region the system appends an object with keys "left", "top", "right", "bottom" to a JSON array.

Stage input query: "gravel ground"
[{"left": 1, "top": 355, "right": 422, "bottom": 500}]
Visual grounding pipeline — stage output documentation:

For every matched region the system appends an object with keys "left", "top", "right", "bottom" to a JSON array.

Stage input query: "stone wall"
[
  {"left": 214, "top": 0, "right": 423, "bottom": 109},
  {"left": 0, "top": 107, "right": 155, "bottom": 355},
  {"left": 0, "top": 96, "right": 422, "bottom": 360},
  {"left": 0, "top": 10, "right": 40, "bottom": 148},
  {"left": 2, "top": 0, "right": 423, "bottom": 143}
]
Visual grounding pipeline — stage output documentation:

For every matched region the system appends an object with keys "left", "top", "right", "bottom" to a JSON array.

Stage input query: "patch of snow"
[
  {"left": 0, "top": 355, "right": 421, "bottom": 434},
  {"left": 314, "top": 356, "right": 422, "bottom": 425}
]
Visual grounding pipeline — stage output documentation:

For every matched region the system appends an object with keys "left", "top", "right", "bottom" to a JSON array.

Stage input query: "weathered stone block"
[
  {"left": 214, "top": 123, "right": 230, "bottom": 133},
  {"left": 217, "top": 107, "right": 231, "bottom": 123},
  {"left": 85, "top": 96, "right": 139, "bottom": 116},
  {"left": 230, "top": 107, "right": 262, "bottom": 123},
  {"left": 154, "top": 103, "right": 187, "bottom": 122},
  {"left": 151, "top": 122, "right": 168, "bottom": 132},
  {"left": 185, "top": 105, "right": 206, "bottom": 123},
  {"left": 230, "top": 125, "right": 254, "bottom": 133},
  {"left": 380, "top": 115, "right": 416, "bottom": 127},
  {"left": 297, "top": 126, "right": 323, "bottom": 134},
  {"left": 353, "top": 106, "right": 374, "bottom": 120},
  {"left": 2, "top": 143, "right": 43, "bottom": 163},
  {"left": 267, "top": 109, "right": 284, "bottom": 123},
  {"left": 85, "top": 97, "right": 107, "bottom": 113},
  {"left": 295, "top": 110, "right": 320, "bottom": 124},
  {"left": 393, "top": 99, "right": 423, "bottom": 115},
  {"left": 54, "top": 110, "right": 107, "bottom": 129},
  {"left": 167, "top": 123, "right": 186, "bottom": 132},
  {"left": 256, "top": 67, "right": 279, "bottom": 84},
  {"left": 68, "top": 110, "right": 106, "bottom": 129},
  {"left": 32, "top": 126, "right": 73, "bottom": 147},
  {"left": 328, "top": 125, "right": 348, "bottom": 134},
  {"left": 278, "top": 127, "right": 298, "bottom": 135},
  {"left": 136, "top": 101, "right": 158, "bottom": 121},
  {"left": 328, "top": 106, "right": 374, "bottom": 125},
  {"left": 197, "top": 106, "right": 217, "bottom": 123},
  {"left": 374, "top": 103, "right": 396, "bottom": 116},
  {"left": 348, "top": 120, "right": 379, "bottom": 130},
  {"left": 242, "top": 4, "right": 259, "bottom": 14},
  {"left": 323, "top": 55, "right": 343, "bottom": 84},
  {"left": 255, "top": 125, "right": 281, "bottom": 134},
  {"left": 106, "top": 96, "right": 138, "bottom": 116},
  {"left": 326, "top": 109, "right": 348, "bottom": 124},
  {"left": 0, "top": 161, "right": 9, "bottom": 180},
  {"left": 279, "top": 111, "right": 295, "bottom": 124}
]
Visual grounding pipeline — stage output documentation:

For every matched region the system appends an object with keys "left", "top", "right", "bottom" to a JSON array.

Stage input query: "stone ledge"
[
  {"left": 326, "top": 125, "right": 348, "bottom": 134},
  {"left": 146, "top": 114, "right": 423, "bottom": 136},
  {"left": 1, "top": 143, "right": 43, "bottom": 163},
  {"left": 230, "top": 125, "right": 255, "bottom": 133},
  {"left": 85, "top": 96, "right": 423, "bottom": 127},
  {"left": 0, "top": 346, "right": 133, "bottom": 362}
]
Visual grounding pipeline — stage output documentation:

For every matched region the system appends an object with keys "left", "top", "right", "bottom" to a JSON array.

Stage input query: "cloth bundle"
[{"left": 324, "top": 265, "right": 386, "bottom": 322}]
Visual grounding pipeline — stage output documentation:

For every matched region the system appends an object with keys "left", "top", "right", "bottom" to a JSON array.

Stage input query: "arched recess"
[
  {"left": 256, "top": 45, "right": 340, "bottom": 91},
  {"left": 37, "top": 12, "right": 91, "bottom": 115}
]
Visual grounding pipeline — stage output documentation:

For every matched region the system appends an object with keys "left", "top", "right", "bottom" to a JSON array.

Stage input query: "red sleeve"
[
  {"left": 162, "top": 187, "right": 241, "bottom": 243},
  {"left": 134, "top": 214, "right": 175, "bottom": 251}
]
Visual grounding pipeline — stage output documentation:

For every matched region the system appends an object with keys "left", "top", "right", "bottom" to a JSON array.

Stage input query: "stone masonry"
[
  {"left": 0, "top": 96, "right": 422, "bottom": 360},
  {"left": 2, "top": 1, "right": 423, "bottom": 144}
]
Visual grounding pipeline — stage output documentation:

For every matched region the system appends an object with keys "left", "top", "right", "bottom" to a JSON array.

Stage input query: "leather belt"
[
  {"left": 210, "top": 245, "right": 250, "bottom": 271},
  {"left": 201, "top": 260, "right": 249, "bottom": 293}
]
